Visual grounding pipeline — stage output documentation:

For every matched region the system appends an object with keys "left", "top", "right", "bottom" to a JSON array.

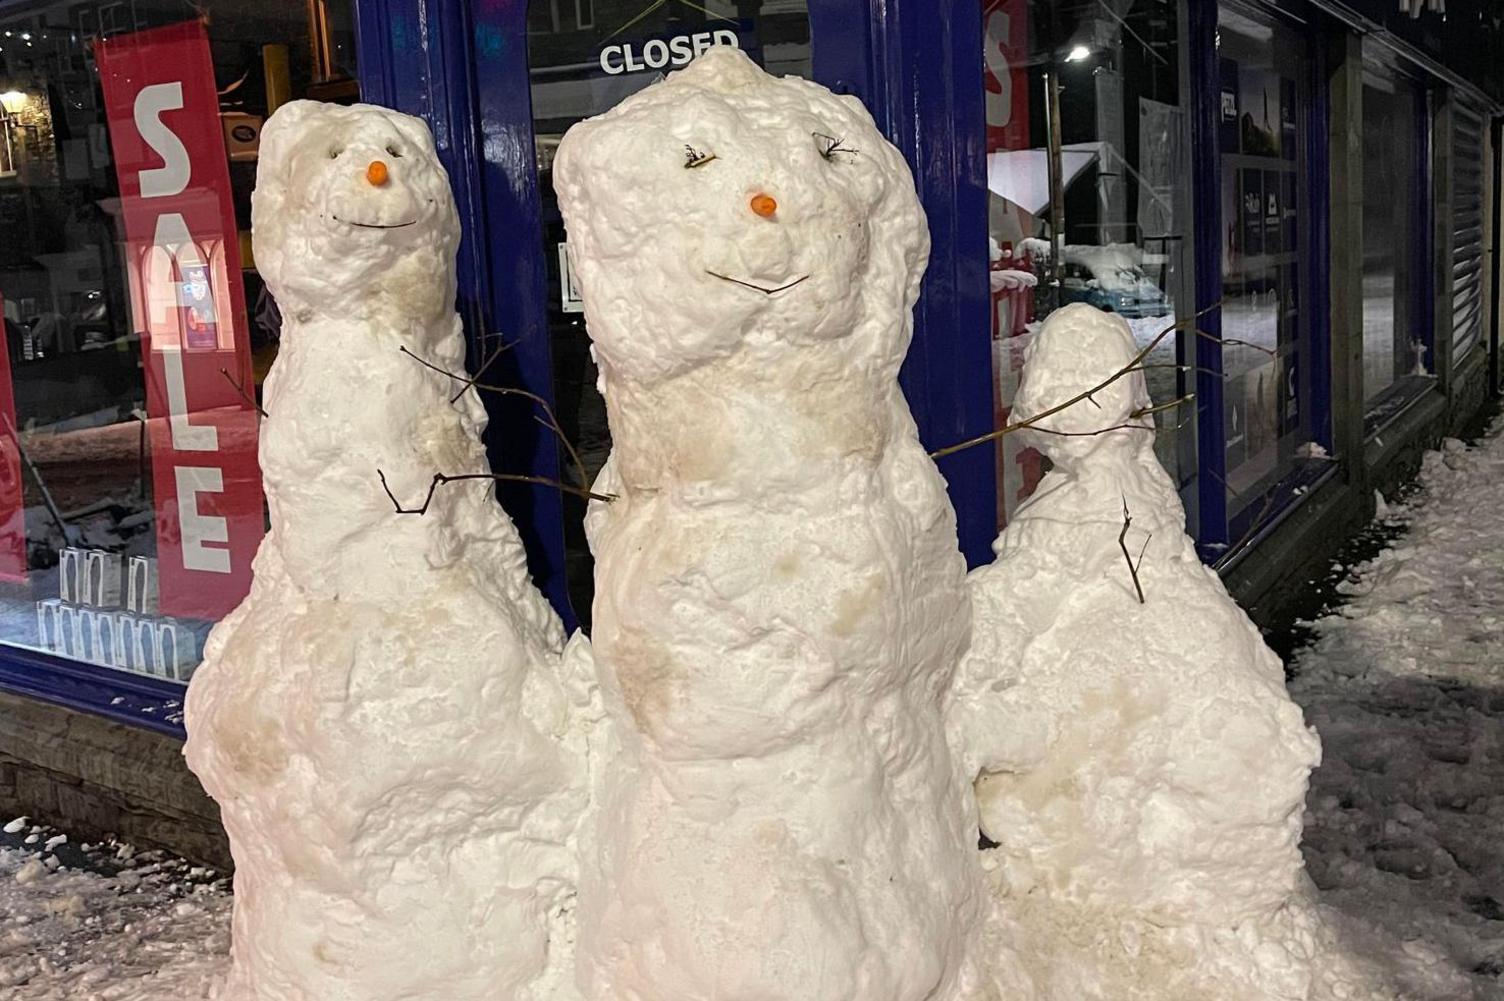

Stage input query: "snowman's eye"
[
  {"left": 814, "top": 132, "right": 859, "bottom": 161},
  {"left": 386, "top": 144, "right": 403, "bottom": 158},
  {"left": 684, "top": 144, "right": 717, "bottom": 169},
  {"left": 329, "top": 148, "right": 343, "bottom": 160}
]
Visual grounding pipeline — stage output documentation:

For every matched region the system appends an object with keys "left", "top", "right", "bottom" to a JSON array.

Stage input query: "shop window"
[
  {"left": 528, "top": 0, "right": 813, "bottom": 626},
  {"left": 1215, "top": 3, "right": 1320, "bottom": 517},
  {"left": 0, "top": 3, "right": 357, "bottom": 688},
  {"left": 981, "top": 0, "right": 1193, "bottom": 530},
  {"left": 1360, "top": 61, "right": 1430, "bottom": 411}
]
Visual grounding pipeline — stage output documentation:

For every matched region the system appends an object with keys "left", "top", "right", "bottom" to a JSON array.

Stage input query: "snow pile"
[
  {"left": 554, "top": 47, "right": 982, "bottom": 1000},
  {"left": 952, "top": 303, "right": 1353, "bottom": 999},
  {"left": 0, "top": 826, "right": 229, "bottom": 999},
  {"left": 184, "top": 103, "right": 597, "bottom": 1001},
  {"left": 1293, "top": 423, "right": 1504, "bottom": 999}
]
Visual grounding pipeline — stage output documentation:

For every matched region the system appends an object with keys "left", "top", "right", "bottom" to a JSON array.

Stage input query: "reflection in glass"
[
  {"left": 1361, "top": 68, "right": 1425, "bottom": 407},
  {"left": 1217, "top": 4, "right": 1314, "bottom": 512},
  {"left": 0, "top": 1, "right": 357, "bottom": 688},
  {"left": 982, "top": 0, "right": 1191, "bottom": 530}
]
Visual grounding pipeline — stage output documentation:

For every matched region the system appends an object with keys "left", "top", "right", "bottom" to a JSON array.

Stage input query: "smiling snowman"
[
  {"left": 184, "top": 102, "right": 594, "bottom": 1001},
  {"left": 553, "top": 48, "right": 981, "bottom": 1001}
]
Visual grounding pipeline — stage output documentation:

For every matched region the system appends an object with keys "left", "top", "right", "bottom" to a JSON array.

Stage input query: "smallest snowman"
[{"left": 953, "top": 303, "right": 1326, "bottom": 1000}]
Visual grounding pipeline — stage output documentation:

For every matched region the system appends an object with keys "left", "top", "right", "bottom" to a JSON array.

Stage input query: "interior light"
[
  {"left": 1064, "top": 44, "right": 1092, "bottom": 63},
  {"left": 0, "top": 91, "right": 27, "bottom": 114}
]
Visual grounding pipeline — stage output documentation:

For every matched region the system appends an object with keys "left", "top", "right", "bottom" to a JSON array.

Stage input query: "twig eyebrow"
[
  {"left": 684, "top": 145, "right": 717, "bottom": 169},
  {"left": 813, "top": 132, "right": 859, "bottom": 160}
]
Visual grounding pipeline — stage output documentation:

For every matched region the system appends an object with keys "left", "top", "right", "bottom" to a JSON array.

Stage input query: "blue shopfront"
[{"left": 0, "top": 0, "right": 1499, "bottom": 856}]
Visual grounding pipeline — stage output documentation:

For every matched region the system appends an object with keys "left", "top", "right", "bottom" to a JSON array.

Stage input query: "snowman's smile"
[
  {"left": 333, "top": 214, "right": 418, "bottom": 230},
  {"left": 706, "top": 271, "right": 811, "bottom": 296}
]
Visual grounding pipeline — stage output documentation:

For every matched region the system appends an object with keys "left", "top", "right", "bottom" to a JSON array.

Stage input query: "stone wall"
[{"left": 0, "top": 692, "right": 230, "bottom": 870}]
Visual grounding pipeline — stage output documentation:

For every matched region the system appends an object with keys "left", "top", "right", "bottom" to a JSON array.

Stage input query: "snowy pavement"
[
  {"left": 1292, "top": 419, "right": 1504, "bottom": 999},
  {"left": 0, "top": 822, "right": 229, "bottom": 999}
]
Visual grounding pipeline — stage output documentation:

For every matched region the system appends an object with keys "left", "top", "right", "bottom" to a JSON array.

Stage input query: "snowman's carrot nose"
[
  {"left": 750, "top": 193, "right": 778, "bottom": 218},
  {"left": 366, "top": 160, "right": 390, "bottom": 186}
]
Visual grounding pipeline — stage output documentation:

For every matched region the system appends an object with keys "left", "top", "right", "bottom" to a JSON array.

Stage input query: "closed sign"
[{"left": 598, "top": 29, "right": 740, "bottom": 75}]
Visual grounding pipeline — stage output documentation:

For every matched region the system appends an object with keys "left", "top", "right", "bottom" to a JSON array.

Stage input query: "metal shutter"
[{"left": 1452, "top": 95, "right": 1487, "bottom": 363}]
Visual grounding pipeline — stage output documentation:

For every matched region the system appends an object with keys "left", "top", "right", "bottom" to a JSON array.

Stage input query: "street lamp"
[{"left": 0, "top": 90, "right": 27, "bottom": 114}]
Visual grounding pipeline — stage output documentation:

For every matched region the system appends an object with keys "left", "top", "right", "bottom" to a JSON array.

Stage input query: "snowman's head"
[
  {"left": 1012, "top": 303, "right": 1156, "bottom": 465},
  {"left": 554, "top": 47, "right": 928, "bottom": 386},
  {"left": 253, "top": 101, "right": 459, "bottom": 321}
]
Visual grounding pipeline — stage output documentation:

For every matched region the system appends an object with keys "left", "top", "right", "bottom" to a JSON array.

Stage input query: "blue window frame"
[{"left": 1190, "top": 0, "right": 1335, "bottom": 565}]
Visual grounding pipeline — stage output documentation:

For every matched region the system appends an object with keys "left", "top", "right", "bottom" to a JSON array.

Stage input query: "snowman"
[
  {"left": 553, "top": 48, "right": 982, "bottom": 1001},
  {"left": 183, "top": 102, "right": 594, "bottom": 1001},
  {"left": 951, "top": 303, "right": 1331, "bottom": 999}
]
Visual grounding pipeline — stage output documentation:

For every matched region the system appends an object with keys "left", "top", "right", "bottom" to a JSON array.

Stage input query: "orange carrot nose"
[
  {"left": 750, "top": 193, "right": 778, "bottom": 218},
  {"left": 366, "top": 160, "right": 389, "bottom": 186}
]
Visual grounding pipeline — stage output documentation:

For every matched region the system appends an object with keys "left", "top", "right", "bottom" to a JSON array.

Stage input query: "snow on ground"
[
  {"left": 0, "top": 822, "right": 229, "bottom": 999},
  {"left": 1291, "top": 419, "right": 1504, "bottom": 998}
]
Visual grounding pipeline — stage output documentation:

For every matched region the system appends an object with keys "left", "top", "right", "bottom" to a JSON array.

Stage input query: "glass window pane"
[
  {"left": 529, "top": 3, "right": 813, "bottom": 626},
  {"left": 1216, "top": 4, "right": 1315, "bottom": 515},
  {"left": 1361, "top": 67, "right": 1425, "bottom": 406},
  {"left": 0, "top": 1, "right": 358, "bottom": 686},
  {"left": 982, "top": 0, "right": 1193, "bottom": 531}
]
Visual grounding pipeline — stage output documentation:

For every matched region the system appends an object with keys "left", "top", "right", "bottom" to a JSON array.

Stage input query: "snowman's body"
[
  {"left": 184, "top": 102, "right": 591, "bottom": 1001},
  {"left": 952, "top": 304, "right": 1330, "bottom": 999},
  {"left": 555, "top": 49, "right": 980, "bottom": 1001}
]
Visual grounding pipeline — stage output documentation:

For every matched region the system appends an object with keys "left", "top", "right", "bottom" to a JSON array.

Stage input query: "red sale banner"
[
  {"left": 0, "top": 294, "right": 27, "bottom": 583},
  {"left": 983, "top": 0, "right": 1030, "bottom": 154},
  {"left": 97, "top": 20, "right": 263, "bottom": 619}
]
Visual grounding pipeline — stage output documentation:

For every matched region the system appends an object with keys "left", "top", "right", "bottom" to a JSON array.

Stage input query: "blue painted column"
[
  {"left": 1187, "top": 0, "right": 1229, "bottom": 556},
  {"left": 356, "top": 0, "right": 575, "bottom": 627},
  {"left": 850, "top": 0, "right": 998, "bottom": 569}
]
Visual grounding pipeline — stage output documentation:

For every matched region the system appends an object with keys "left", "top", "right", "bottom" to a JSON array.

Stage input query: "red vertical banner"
[
  {"left": 983, "top": 0, "right": 1030, "bottom": 154},
  {"left": 0, "top": 294, "right": 27, "bottom": 583},
  {"left": 96, "top": 21, "right": 263, "bottom": 620}
]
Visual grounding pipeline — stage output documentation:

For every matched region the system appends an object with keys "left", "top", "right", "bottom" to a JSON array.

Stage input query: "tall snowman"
[
  {"left": 184, "top": 102, "right": 594, "bottom": 1001},
  {"left": 951, "top": 304, "right": 1339, "bottom": 999},
  {"left": 553, "top": 48, "right": 982, "bottom": 1001}
]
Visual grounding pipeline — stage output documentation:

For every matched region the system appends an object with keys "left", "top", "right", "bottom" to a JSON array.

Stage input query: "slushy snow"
[
  {"left": 554, "top": 47, "right": 983, "bottom": 1001},
  {"left": 0, "top": 831, "right": 230, "bottom": 999},
  {"left": 1293, "top": 423, "right": 1504, "bottom": 999},
  {"left": 183, "top": 102, "right": 597, "bottom": 1001}
]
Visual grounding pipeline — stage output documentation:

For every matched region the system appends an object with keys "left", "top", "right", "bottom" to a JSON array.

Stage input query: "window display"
[
  {"left": 981, "top": 0, "right": 1192, "bottom": 531},
  {"left": 0, "top": 1, "right": 357, "bottom": 686},
  {"left": 1216, "top": 3, "right": 1318, "bottom": 513},
  {"left": 1361, "top": 62, "right": 1428, "bottom": 408}
]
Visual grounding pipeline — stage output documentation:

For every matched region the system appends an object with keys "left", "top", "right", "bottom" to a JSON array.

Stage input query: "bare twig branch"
[
  {"left": 1130, "top": 394, "right": 1196, "bottom": 421},
  {"left": 447, "top": 338, "right": 514, "bottom": 404},
  {"left": 377, "top": 468, "right": 615, "bottom": 515},
  {"left": 399, "top": 346, "right": 591, "bottom": 490},
  {"left": 1119, "top": 495, "right": 1146, "bottom": 604},
  {"left": 929, "top": 302, "right": 1223, "bottom": 461},
  {"left": 219, "top": 367, "right": 268, "bottom": 418}
]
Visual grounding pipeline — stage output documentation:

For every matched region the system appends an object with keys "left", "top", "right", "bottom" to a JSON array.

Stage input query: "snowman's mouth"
[
  {"left": 333, "top": 215, "right": 417, "bottom": 230},
  {"left": 706, "top": 272, "right": 811, "bottom": 295}
]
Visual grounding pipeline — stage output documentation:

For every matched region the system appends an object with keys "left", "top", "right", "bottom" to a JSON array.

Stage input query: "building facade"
[{"left": 0, "top": 0, "right": 1499, "bottom": 863}]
